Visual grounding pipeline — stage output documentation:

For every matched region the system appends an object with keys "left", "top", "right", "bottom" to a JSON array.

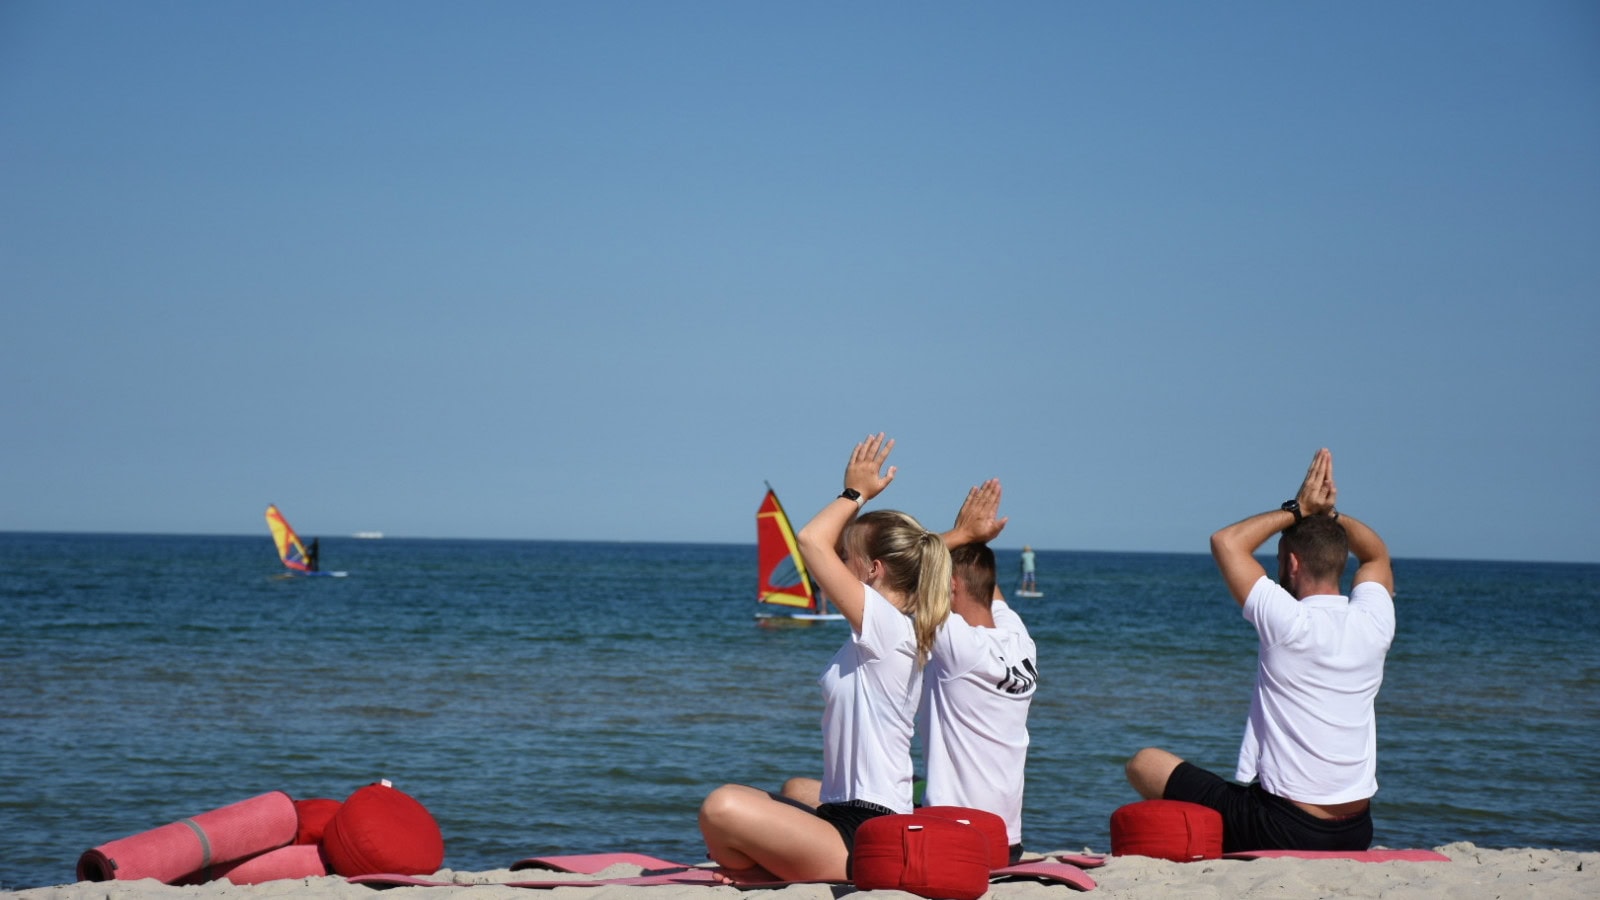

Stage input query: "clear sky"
[{"left": 3, "top": 2, "right": 1596, "bottom": 562}]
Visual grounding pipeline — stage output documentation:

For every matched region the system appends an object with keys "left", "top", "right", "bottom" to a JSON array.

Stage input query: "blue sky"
[{"left": 3, "top": 2, "right": 1596, "bottom": 562}]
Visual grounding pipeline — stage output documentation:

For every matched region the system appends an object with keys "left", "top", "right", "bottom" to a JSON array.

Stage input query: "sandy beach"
[{"left": 8, "top": 843, "right": 1594, "bottom": 900}]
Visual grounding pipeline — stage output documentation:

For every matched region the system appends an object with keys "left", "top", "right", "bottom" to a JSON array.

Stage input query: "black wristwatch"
[
  {"left": 1280, "top": 499, "right": 1303, "bottom": 522},
  {"left": 839, "top": 488, "right": 863, "bottom": 504}
]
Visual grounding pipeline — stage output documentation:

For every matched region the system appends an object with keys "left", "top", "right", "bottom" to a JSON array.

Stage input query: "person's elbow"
[
  {"left": 1209, "top": 528, "right": 1239, "bottom": 563},
  {"left": 796, "top": 524, "right": 828, "bottom": 560}
]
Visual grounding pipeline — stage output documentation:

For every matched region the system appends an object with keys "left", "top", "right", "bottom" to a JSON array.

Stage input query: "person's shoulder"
[
  {"left": 936, "top": 610, "right": 982, "bottom": 643},
  {"left": 1351, "top": 580, "right": 1392, "bottom": 600},
  {"left": 1243, "top": 576, "right": 1301, "bottom": 626},
  {"left": 991, "top": 601, "right": 1031, "bottom": 636},
  {"left": 860, "top": 586, "right": 913, "bottom": 636},
  {"left": 1349, "top": 581, "right": 1396, "bottom": 620},
  {"left": 931, "top": 613, "right": 990, "bottom": 671},
  {"left": 1243, "top": 575, "right": 1291, "bottom": 607}
]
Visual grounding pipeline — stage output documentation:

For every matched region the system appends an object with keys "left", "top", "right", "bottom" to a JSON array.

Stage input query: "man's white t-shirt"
[
  {"left": 818, "top": 586, "right": 921, "bottom": 813},
  {"left": 920, "top": 600, "right": 1038, "bottom": 844},
  {"left": 1238, "top": 576, "right": 1395, "bottom": 805}
]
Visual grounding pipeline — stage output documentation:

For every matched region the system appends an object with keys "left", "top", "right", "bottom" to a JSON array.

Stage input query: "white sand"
[{"left": 7, "top": 844, "right": 1595, "bottom": 900}]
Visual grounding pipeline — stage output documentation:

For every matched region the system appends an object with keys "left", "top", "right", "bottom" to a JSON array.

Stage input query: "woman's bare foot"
[{"left": 711, "top": 864, "right": 779, "bottom": 886}]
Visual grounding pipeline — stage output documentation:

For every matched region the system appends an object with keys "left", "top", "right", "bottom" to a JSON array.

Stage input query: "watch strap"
[{"left": 1280, "top": 499, "right": 1303, "bottom": 522}]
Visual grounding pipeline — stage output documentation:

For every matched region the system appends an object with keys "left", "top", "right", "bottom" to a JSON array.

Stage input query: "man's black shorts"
[{"left": 1163, "top": 762, "right": 1373, "bottom": 853}]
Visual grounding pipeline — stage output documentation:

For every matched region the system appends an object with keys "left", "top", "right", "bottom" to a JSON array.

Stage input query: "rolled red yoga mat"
[
  {"left": 214, "top": 844, "right": 329, "bottom": 884},
  {"left": 77, "top": 791, "right": 299, "bottom": 883}
]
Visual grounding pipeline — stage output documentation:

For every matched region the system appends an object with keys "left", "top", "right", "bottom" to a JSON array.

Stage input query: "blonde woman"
[{"left": 699, "top": 434, "right": 953, "bottom": 884}]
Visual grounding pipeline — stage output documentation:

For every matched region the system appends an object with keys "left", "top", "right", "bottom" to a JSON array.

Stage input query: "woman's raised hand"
[{"left": 845, "top": 433, "right": 897, "bottom": 502}]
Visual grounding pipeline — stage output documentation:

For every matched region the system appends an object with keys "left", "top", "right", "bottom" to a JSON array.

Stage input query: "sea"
[{"left": 2, "top": 533, "right": 1597, "bottom": 889}]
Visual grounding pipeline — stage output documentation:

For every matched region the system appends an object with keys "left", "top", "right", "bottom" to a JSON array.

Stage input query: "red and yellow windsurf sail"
[
  {"left": 757, "top": 486, "right": 819, "bottom": 611},
  {"left": 265, "top": 504, "right": 312, "bottom": 572}
]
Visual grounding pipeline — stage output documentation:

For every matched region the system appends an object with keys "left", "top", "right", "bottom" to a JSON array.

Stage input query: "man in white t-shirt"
[
  {"left": 921, "top": 541, "right": 1037, "bottom": 862},
  {"left": 783, "top": 479, "right": 1037, "bottom": 856},
  {"left": 1125, "top": 449, "right": 1396, "bottom": 852}
]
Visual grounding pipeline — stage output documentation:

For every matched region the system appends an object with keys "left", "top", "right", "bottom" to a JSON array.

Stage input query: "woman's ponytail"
[
  {"left": 853, "top": 510, "right": 952, "bottom": 666},
  {"left": 912, "top": 529, "right": 952, "bottom": 666}
]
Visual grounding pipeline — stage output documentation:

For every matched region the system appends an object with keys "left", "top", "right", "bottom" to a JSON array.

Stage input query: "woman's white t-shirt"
[{"left": 817, "top": 586, "right": 921, "bottom": 813}]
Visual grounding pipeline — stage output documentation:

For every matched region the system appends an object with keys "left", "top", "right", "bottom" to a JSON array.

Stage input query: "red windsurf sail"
[{"left": 757, "top": 486, "right": 819, "bottom": 612}]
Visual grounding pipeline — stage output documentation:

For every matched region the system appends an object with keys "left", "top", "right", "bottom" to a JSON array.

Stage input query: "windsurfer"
[
  {"left": 698, "top": 433, "right": 952, "bottom": 885},
  {"left": 307, "top": 538, "right": 320, "bottom": 573}
]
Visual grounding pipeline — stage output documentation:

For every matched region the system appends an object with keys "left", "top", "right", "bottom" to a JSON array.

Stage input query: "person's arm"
[
  {"left": 796, "top": 433, "right": 897, "bottom": 632},
  {"left": 941, "top": 478, "right": 1007, "bottom": 549},
  {"left": 1210, "top": 448, "right": 1336, "bottom": 606},
  {"left": 1339, "top": 512, "right": 1394, "bottom": 596}
]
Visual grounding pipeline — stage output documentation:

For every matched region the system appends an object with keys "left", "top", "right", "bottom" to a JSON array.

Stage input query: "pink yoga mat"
[
  {"left": 1223, "top": 848, "right": 1450, "bottom": 862},
  {"left": 349, "top": 869, "right": 729, "bottom": 889},
  {"left": 990, "top": 860, "right": 1098, "bottom": 892},
  {"left": 509, "top": 853, "right": 691, "bottom": 873},
  {"left": 1049, "top": 853, "right": 1108, "bottom": 869},
  {"left": 353, "top": 860, "right": 1097, "bottom": 892},
  {"left": 77, "top": 791, "right": 299, "bottom": 883}
]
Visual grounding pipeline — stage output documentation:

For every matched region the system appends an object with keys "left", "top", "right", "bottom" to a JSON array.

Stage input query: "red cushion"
[
  {"left": 916, "top": 806, "right": 1010, "bottom": 870},
  {"left": 293, "top": 799, "right": 342, "bottom": 846},
  {"left": 1110, "top": 800, "right": 1223, "bottom": 862},
  {"left": 853, "top": 814, "right": 991, "bottom": 900},
  {"left": 321, "top": 783, "right": 444, "bottom": 877}
]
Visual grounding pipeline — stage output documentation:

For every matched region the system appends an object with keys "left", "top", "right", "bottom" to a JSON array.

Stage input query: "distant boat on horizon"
[{"left": 352, "top": 531, "right": 384, "bottom": 539}]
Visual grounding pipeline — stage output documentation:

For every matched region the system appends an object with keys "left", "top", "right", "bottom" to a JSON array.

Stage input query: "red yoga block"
[
  {"left": 853, "top": 814, "right": 992, "bottom": 900},
  {"left": 916, "top": 806, "right": 1010, "bottom": 870},
  {"left": 1110, "top": 799, "right": 1224, "bottom": 862}
]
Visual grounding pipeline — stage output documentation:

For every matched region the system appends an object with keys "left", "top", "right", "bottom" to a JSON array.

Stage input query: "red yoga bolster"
[{"left": 321, "top": 782, "right": 445, "bottom": 877}]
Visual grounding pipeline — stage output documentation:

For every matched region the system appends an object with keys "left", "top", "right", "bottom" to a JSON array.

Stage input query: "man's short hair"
[
  {"left": 950, "top": 543, "right": 997, "bottom": 603},
  {"left": 1279, "top": 515, "right": 1350, "bottom": 584}
]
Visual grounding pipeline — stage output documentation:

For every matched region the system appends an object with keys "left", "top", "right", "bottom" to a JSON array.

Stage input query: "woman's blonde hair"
[{"left": 844, "top": 509, "right": 952, "bottom": 665}]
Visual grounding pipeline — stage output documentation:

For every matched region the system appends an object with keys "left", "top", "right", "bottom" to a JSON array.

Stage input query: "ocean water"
[{"left": 1, "top": 533, "right": 1597, "bottom": 888}]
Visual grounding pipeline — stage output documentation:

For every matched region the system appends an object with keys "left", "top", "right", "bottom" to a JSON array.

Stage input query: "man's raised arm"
[
  {"left": 1210, "top": 449, "right": 1337, "bottom": 606},
  {"left": 1338, "top": 513, "right": 1394, "bottom": 596},
  {"left": 943, "top": 478, "right": 1007, "bottom": 549}
]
